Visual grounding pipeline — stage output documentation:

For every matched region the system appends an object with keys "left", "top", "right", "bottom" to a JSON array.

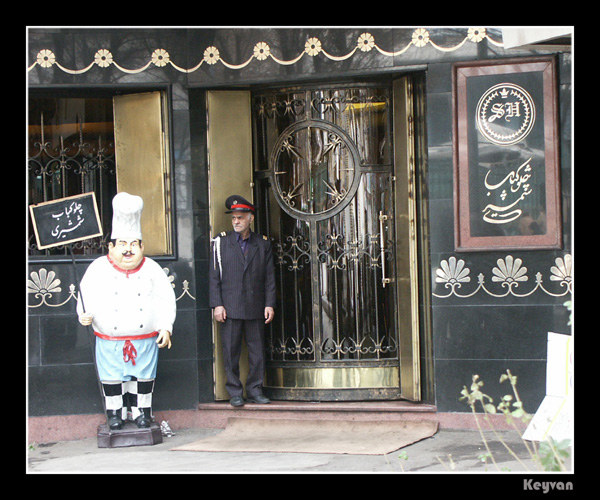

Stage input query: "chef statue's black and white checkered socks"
[
  {"left": 123, "top": 379, "right": 154, "bottom": 421},
  {"left": 101, "top": 378, "right": 154, "bottom": 423}
]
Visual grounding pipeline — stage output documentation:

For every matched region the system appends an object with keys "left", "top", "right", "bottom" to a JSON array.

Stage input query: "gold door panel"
[
  {"left": 206, "top": 90, "right": 254, "bottom": 400},
  {"left": 113, "top": 91, "right": 172, "bottom": 256}
]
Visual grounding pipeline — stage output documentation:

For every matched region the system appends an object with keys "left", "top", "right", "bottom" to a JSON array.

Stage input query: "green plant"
[
  {"left": 397, "top": 450, "right": 408, "bottom": 472},
  {"left": 459, "top": 370, "right": 571, "bottom": 472},
  {"left": 538, "top": 437, "right": 571, "bottom": 471}
]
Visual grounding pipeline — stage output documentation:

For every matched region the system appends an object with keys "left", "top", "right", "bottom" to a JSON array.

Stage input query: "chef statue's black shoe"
[
  {"left": 135, "top": 408, "right": 152, "bottom": 428},
  {"left": 247, "top": 393, "right": 270, "bottom": 404},
  {"left": 106, "top": 410, "right": 123, "bottom": 430}
]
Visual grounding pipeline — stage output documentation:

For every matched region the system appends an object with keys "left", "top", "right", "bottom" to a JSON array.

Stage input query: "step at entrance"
[{"left": 196, "top": 401, "right": 438, "bottom": 429}]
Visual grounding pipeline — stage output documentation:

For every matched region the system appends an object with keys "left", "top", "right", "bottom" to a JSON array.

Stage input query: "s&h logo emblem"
[{"left": 476, "top": 83, "right": 535, "bottom": 146}]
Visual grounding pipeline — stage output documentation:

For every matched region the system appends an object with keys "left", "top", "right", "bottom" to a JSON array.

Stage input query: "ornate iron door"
[{"left": 253, "top": 83, "right": 402, "bottom": 400}]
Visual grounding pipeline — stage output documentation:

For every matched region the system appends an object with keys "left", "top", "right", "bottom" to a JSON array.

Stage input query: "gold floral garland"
[{"left": 28, "top": 28, "right": 502, "bottom": 74}]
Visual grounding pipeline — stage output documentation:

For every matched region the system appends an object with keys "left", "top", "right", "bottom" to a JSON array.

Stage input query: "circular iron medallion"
[{"left": 269, "top": 119, "right": 362, "bottom": 221}]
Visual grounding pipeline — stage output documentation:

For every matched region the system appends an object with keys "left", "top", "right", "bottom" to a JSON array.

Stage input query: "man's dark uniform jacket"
[{"left": 209, "top": 230, "right": 276, "bottom": 318}]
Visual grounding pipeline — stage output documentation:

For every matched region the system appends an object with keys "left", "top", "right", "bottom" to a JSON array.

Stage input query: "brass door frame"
[
  {"left": 205, "top": 78, "right": 425, "bottom": 402},
  {"left": 393, "top": 77, "right": 421, "bottom": 401},
  {"left": 257, "top": 79, "right": 422, "bottom": 401}
]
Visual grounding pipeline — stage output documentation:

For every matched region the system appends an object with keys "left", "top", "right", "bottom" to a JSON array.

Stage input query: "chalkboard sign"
[{"left": 29, "top": 192, "right": 103, "bottom": 250}]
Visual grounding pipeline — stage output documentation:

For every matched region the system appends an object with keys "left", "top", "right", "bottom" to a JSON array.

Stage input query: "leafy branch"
[{"left": 459, "top": 370, "right": 571, "bottom": 471}]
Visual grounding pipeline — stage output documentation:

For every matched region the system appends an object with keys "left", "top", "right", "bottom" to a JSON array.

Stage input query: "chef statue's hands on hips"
[
  {"left": 156, "top": 330, "right": 172, "bottom": 349},
  {"left": 78, "top": 314, "right": 171, "bottom": 349},
  {"left": 78, "top": 312, "right": 93, "bottom": 326}
]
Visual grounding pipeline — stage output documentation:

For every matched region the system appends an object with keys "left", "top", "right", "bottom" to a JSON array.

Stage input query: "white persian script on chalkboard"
[
  {"left": 29, "top": 192, "right": 103, "bottom": 250},
  {"left": 50, "top": 201, "right": 85, "bottom": 240}
]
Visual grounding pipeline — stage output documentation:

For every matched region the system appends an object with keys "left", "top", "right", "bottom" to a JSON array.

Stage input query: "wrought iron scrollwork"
[
  {"left": 317, "top": 232, "right": 388, "bottom": 271},
  {"left": 276, "top": 232, "right": 391, "bottom": 272},
  {"left": 254, "top": 95, "right": 306, "bottom": 119},
  {"left": 28, "top": 111, "right": 116, "bottom": 256},
  {"left": 269, "top": 335, "right": 315, "bottom": 357},
  {"left": 321, "top": 333, "right": 397, "bottom": 357},
  {"left": 275, "top": 234, "right": 311, "bottom": 271},
  {"left": 311, "top": 93, "right": 389, "bottom": 115}
]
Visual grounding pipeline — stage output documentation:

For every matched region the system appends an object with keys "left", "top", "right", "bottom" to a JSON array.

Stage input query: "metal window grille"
[{"left": 28, "top": 96, "right": 117, "bottom": 257}]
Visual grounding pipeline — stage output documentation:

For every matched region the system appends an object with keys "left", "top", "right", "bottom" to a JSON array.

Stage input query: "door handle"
[{"left": 379, "top": 211, "right": 391, "bottom": 288}]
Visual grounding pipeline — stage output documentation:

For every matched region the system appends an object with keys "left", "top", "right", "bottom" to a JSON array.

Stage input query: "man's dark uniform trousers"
[{"left": 209, "top": 229, "right": 276, "bottom": 399}]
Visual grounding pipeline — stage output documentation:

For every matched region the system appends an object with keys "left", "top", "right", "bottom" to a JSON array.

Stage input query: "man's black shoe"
[
  {"left": 230, "top": 396, "right": 245, "bottom": 407},
  {"left": 247, "top": 394, "right": 270, "bottom": 404}
]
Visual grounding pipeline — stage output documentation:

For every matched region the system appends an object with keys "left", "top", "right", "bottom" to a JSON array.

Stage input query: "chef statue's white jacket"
[{"left": 77, "top": 254, "right": 176, "bottom": 381}]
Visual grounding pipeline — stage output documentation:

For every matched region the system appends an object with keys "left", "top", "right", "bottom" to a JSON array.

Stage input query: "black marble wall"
[
  {"left": 425, "top": 55, "right": 572, "bottom": 412},
  {"left": 27, "top": 27, "right": 572, "bottom": 416}
]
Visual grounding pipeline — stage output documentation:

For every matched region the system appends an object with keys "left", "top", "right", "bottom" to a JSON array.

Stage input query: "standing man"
[
  {"left": 209, "top": 195, "right": 276, "bottom": 407},
  {"left": 77, "top": 192, "right": 176, "bottom": 430}
]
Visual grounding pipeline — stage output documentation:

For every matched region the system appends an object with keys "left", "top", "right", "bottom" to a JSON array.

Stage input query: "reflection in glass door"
[{"left": 252, "top": 83, "right": 404, "bottom": 400}]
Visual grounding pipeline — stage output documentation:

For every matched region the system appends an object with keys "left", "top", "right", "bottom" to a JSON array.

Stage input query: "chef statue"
[{"left": 77, "top": 192, "right": 176, "bottom": 431}]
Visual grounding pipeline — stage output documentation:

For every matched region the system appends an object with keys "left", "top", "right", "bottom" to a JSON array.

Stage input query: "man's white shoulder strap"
[{"left": 211, "top": 232, "right": 226, "bottom": 277}]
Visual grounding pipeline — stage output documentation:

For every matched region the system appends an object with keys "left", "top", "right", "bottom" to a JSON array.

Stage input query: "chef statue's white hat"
[{"left": 111, "top": 192, "right": 144, "bottom": 240}]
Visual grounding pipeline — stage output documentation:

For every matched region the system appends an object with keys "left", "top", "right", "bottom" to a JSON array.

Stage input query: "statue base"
[{"left": 97, "top": 421, "right": 163, "bottom": 448}]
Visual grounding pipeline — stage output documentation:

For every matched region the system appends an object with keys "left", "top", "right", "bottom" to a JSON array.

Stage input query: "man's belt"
[{"left": 94, "top": 331, "right": 158, "bottom": 365}]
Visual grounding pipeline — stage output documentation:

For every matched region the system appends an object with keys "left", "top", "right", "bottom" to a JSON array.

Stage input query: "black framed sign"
[
  {"left": 452, "top": 56, "right": 562, "bottom": 251},
  {"left": 29, "top": 192, "right": 103, "bottom": 250}
]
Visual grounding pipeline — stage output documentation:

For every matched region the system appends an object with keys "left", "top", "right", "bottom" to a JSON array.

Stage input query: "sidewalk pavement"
[{"left": 27, "top": 425, "right": 558, "bottom": 474}]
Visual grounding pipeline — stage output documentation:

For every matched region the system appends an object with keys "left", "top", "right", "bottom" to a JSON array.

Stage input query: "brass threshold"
[
  {"left": 265, "top": 366, "right": 399, "bottom": 390},
  {"left": 197, "top": 400, "right": 437, "bottom": 412}
]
